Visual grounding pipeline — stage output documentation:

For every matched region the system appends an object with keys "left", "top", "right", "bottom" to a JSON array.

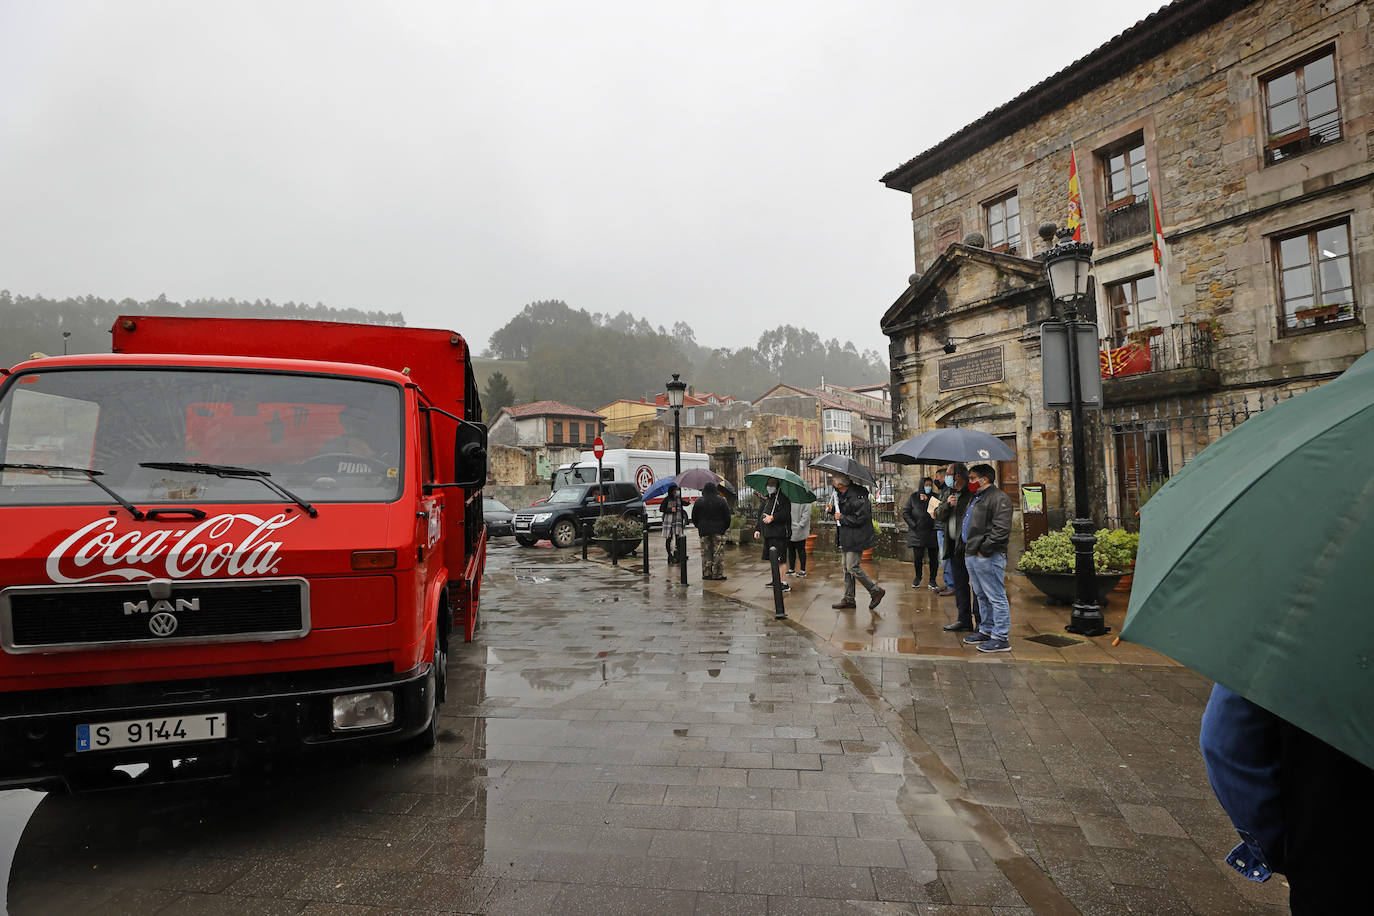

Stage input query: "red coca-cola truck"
[{"left": 0, "top": 316, "right": 488, "bottom": 790}]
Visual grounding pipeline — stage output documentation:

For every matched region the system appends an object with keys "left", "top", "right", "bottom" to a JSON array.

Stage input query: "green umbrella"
[
  {"left": 743, "top": 467, "right": 815, "bottom": 504},
  {"left": 1120, "top": 350, "right": 1374, "bottom": 769}
]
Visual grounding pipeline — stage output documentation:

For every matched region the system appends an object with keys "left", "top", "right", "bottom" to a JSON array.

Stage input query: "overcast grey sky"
[{"left": 2, "top": 0, "right": 1164, "bottom": 358}]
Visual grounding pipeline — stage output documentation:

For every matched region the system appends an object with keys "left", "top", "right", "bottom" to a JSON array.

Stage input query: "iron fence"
[
  {"left": 1100, "top": 384, "right": 1320, "bottom": 530},
  {"left": 737, "top": 442, "right": 902, "bottom": 529}
]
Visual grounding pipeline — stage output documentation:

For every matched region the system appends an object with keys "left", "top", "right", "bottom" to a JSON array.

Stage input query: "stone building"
[{"left": 880, "top": 0, "right": 1371, "bottom": 526}]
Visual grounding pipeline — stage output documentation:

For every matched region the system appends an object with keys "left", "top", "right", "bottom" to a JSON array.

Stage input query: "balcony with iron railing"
[
  {"left": 1099, "top": 321, "right": 1219, "bottom": 404},
  {"left": 1101, "top": 197, "right": 1152, "bottom": 246}
]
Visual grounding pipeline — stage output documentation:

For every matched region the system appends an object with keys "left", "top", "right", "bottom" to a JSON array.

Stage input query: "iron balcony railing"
[{"left": 1100, "top": 322, "right": 1216, "bottom": 379}]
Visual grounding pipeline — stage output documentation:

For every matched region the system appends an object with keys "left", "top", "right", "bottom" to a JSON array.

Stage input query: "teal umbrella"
[
  {"left": 742, "top": 467, "right": 815, "bottom": 504},
  {"left": 1120, "top": 350, "right": 1374, "bottom": 769}
]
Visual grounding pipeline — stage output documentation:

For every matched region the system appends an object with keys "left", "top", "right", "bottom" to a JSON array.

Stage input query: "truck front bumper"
[{"left": 0, "top": 663, "right": 434, "bottom": 791}]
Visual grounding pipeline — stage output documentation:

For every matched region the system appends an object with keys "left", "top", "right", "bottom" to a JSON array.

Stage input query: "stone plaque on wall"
[{"left": 938, "top": 347, "right": 1004, "bottom": 391}]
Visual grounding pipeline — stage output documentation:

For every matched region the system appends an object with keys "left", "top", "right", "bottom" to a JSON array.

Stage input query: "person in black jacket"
[
  {"left": 901, "top": 477, "right": 940, "bottom": 589},
  {"left": 959, "top": 463, "right": 1015, "bottom": 653},
  {"left": 830, "top": 474, "right": 884, "bottom": 611},
  {"left": 933, "top": 463, "right": 978, "bottom": 633},
  {"left": 691, "top": 482, "right": 732, "bottom": 580},
  {"left": 752, "top": 483, "right": 792, "bottom": 591}
]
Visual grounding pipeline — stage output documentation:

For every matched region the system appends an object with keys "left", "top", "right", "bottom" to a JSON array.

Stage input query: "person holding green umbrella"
[
  {"left": 752, "top": 480, "right": 792, "bottom": 593},
  {"left": 1119, "top": 349, "right": 1374, "bottom": 912}
]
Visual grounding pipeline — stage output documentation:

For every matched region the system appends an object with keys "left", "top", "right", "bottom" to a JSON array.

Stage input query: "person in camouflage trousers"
[{"left": 690, "top": 482, "right": 732, "bottom": 580}]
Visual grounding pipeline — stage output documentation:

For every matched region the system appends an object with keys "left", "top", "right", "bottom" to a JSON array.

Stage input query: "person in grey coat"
[
  {"left": 959, "top": 463, "right": 1015, "bottom": 653},
  {"left": 787, "top": 498, "right": 812, "bottom": 578}
]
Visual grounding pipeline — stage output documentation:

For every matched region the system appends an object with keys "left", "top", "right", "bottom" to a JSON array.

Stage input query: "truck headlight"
[
  {"left": 533, "top": 512, "right": 552, "bottom": 523},
  {"left": 331, "top": 691, "right": 395, "bottom": 730}
]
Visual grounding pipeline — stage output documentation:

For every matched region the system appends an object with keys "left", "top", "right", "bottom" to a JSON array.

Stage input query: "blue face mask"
[
  {"left": 923, "top": 486, "right": 932, "bottom": 494},
  {"left": 944, "top": 475, "right": 954, "bottom": 489}
]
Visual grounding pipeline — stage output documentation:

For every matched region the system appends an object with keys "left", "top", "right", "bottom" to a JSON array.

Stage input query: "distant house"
[
  {"left": 754, "top": 383, "right": 894, "bottom": 451},
  {"left": 596, "top": 398, "right": 662, "bottom": 439},
  {"left": 488, "top": 400, "right": 605, "bottom": 448}
]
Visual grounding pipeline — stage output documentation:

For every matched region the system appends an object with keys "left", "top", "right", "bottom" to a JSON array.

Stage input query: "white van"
[{"left": 553, "top": 448, "right": 711, "bottom": 526}]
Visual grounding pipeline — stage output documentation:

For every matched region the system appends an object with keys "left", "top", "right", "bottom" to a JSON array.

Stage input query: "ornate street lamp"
[
  {"left": 62, "top": 331, "right": 71, "bottom": 355},
  {"left": 1043, "top": 228, "right": 1108, "bottom": 636},
  {"left": 666, "top": 373, "right": 687, "bottom": 476}
]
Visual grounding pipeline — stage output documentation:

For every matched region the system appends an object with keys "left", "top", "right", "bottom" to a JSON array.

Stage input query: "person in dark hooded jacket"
[
  {"left": 829, "top": 474, "right": 884, "bottom": 611},
  {"left": 901, "top": 477, "right": 940, "bottom": 589},
  {"left": 752, "top": 482, "right": 791, "bottom": 591},
  {"left": 691, "top": 482, "right": 731, "bottom": 580}
]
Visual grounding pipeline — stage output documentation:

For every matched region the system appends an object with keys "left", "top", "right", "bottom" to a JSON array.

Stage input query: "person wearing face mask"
[
  {"left": 752, "top": 481, "right": 792, "bottom": 592},
  {"left": 959, "top": 463, "right": 1014, "bottom": 653},
  {"left": 901, "top": 477, "right": 940, "bottom": 590},
  {"left": 932, "top": 462, "right": 979, "bottom": 633},
  {"left": 932, "top": 466, "right": 957, "bottom": 596},
  {"left": 830, "top": 474, "right": 885, "bottom": 611}
]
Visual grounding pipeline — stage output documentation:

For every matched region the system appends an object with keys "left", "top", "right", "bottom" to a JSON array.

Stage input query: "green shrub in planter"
[
  {"left": 1017, "top": 524, "right": 1138, "bottom": 574},
  {"left": 592, "top": 514, "right": 644, "bottom": 541}
]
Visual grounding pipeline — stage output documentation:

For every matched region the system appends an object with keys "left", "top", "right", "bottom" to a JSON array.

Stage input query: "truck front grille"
[{"left": 1, "top": 578, "right": 310, "bottom": 653}]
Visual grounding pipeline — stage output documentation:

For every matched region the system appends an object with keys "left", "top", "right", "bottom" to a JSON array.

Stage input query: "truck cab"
[{"left": 0, "top": 316, "right": 487, "bottom": 791}]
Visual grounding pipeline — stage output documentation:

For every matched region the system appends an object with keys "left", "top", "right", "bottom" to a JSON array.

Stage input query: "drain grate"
[{"left": 1024, "top": 634, "right": 1085, "bottom": 648}]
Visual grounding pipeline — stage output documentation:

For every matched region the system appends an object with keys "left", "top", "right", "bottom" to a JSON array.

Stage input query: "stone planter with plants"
[
  {"left": 591, "top": 514, "right": 644, "bottom": 559},
  {"left": 1016, "top": 524, "right": 1139, "bottom": 605}
]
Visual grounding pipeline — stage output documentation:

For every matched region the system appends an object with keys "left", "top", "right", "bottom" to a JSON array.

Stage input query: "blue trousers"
[{"left": 966, "top": 552, "right": 1011, "bottom": 641}]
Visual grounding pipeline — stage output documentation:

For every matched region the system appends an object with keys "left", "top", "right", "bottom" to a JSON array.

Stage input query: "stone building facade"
[{"left": 880, "top": 0, "right": 1372, "bottom": 526}]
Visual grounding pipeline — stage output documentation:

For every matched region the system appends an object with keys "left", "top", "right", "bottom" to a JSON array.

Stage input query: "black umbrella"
[
  {"left": 808, "top": 452, "right": 876, "bottom": 487},
  {"left": 880, "top": 428, "right": 1015, "bottom": 465}
]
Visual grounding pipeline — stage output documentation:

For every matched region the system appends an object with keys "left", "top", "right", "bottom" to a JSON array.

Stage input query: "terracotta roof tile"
[{"left": 501, "top": 400, "right": 604, "bottom": 420}]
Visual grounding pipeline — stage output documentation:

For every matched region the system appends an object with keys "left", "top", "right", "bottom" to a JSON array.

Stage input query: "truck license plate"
[{"left": 76, "top": 713, "right": 228, "bottom": 752}]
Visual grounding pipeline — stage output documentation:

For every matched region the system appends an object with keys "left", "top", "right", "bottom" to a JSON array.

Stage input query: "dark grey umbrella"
[
  {"left": 807, "top": 452, "right": 877, "bottom": 487},
  {"left": 880, "top": 428, "right": 1016, "bottom": 465}
]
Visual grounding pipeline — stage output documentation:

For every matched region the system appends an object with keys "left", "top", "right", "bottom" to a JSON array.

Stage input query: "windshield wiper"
[
  {"left": 0, "top": 463, "right": 145, "bottom": 519},
  {"left": 139, "top": 462, "right": 318, "bottom": 518}
]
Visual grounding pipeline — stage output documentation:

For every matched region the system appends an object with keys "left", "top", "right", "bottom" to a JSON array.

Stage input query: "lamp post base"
[{"left": 1065, "top": 603, "right": 1111, "bottom": 637}]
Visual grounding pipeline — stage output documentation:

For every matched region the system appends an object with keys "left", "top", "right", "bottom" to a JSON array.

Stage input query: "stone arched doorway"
[{"left": 937, "top": 401, "right": 1021, "bottom": 505}]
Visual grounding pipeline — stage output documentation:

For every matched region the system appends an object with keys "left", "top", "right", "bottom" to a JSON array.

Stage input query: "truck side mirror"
[{"left": 454, "top": 422, "right": 487, "bottom": 488}]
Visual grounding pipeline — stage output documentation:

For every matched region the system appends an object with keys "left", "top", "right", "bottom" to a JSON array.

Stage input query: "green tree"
[{"left": 483, "top": 371, "right": 517, "bottom": 421}]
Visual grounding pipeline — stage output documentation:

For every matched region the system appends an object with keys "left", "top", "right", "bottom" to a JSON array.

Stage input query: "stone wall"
[
  {"left": 885, "top": 0, "right": 1372, "bottom": 526},
  {"left": 901, "top": 0, "right": 1371, "bottom": 387}
]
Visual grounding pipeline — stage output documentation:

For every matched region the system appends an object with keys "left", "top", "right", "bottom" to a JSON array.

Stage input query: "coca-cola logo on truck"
[{"left": 46, "top": 513, "right": 298, "bottom": 584}]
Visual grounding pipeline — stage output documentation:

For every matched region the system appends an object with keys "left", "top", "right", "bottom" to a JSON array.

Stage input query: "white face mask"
[{"left": 766, "top": 485, "right": 778, "bottom": 494}]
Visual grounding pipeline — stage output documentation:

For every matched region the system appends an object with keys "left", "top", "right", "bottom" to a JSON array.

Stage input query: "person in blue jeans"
[{"left": 959, "top": 464, "right": 1014, "bottom": 653}]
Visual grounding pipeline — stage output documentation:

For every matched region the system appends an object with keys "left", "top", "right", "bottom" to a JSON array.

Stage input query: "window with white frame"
[
  {"left": 822, "top": 409, "right": 851, "bottom": 434},
  {"left": 985, "top": 190, "right": 1021, "bottom": 253}
]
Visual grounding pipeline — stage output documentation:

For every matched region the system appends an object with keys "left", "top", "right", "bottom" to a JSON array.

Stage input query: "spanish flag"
[{"left": 1066, "top": 149, "right": 1083, "bottom": 241}]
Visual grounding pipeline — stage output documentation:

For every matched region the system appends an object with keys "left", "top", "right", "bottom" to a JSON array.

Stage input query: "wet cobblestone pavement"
[{"left": 7, "top": 539, "right": 1291, "bottom": 914}]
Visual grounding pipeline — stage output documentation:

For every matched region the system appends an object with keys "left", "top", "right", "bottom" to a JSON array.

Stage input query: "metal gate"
[{"left": 1100, "top": 384, "right": 1320, "bottom": 530}]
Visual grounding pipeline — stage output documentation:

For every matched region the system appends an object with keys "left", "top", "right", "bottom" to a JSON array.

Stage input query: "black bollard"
[
  {"left": 642, "top": 525, "right": 649, "bottom": 577},
  {"left": 768, "top": 546, "right": 787, "bottom": 620},
  {"left": 582, "top": 521, "right": 591, "bottom": 561},
  {"left": 678, "top": 534, "right": 688, "bottom": 585}
]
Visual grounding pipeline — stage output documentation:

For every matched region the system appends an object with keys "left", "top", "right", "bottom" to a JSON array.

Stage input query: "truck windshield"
[
  {"left": 552, "top": 465, "right": 603, "bottom": 489},
  {"left": 0, "top": 369, "right": 404, "bottom": 506}
]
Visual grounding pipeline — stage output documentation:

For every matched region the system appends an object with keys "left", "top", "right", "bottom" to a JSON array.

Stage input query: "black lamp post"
[
  {"left": 1043, "top": 228, "right": 1109, "bottom": 637},
  {"left": 666, "top": 373, "right": 687, "bottom": 476},
  {"left": 62, "top": 331, "right": 71, "bottom": 355}
]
